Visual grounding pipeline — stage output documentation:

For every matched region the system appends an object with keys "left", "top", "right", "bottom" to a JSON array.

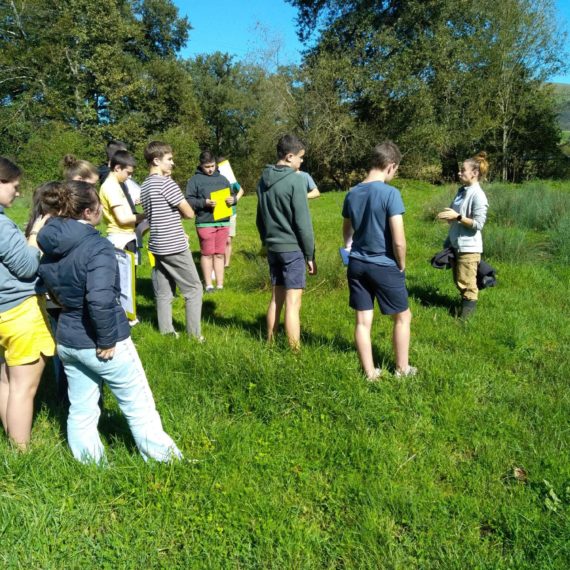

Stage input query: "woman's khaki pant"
[{"left": 452, "top": 252, "right": 481, "bottom": 301}]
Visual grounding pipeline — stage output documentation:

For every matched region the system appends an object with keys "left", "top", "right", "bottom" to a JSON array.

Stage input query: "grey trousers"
[{"left": 152, "top": 249, "right": 203, "bottom": 337}]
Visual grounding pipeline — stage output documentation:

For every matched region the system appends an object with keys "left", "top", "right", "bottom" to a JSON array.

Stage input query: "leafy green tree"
[
  {"left": 294, "top": 53, "right": 373, "bottom": 188},
  {"left": 187, "top": 52, "right": 301, "bottom": 190},
  {"left": 479, "top": 0, "right": 566, "bottom": 180},
  {"left": 287, "top": 0, "right": 567, "bottom": 181},
  {"left": 0, "top": 0, "right": 201, "bottom": 162},
  {"left": 187, "top": 53, "right": 259, "bottom": 157}
]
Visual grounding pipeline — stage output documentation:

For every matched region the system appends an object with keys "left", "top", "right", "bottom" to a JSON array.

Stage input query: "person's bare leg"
[
  {"left": 267, "top": 285, "right": 286, "bottom": 343},
  {"left": 201, "top": 255, "right": 214, "bottom": 288},
  {"left": 284, "top": 289, "right": 303, "bottom": 351},
  {"left": 213, "top": 254, "right": 225, "bottom": 287},
  {"left": 392, "top": 309, "right": 412, "bottom": 372},
  {"left": 5, "top": 357, "right": 46, "bottom": 449},
  {"left": 224, "top": 236, "right": 232, "bottom": 267},
  {"left": 0, "top": 362, "right": 9, "bottom": 432},
  {"left": 355, "top": 310, "right": 375, "bottom": 378}
]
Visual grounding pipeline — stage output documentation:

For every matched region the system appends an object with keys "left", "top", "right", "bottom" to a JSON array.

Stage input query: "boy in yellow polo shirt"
[
  {"left": 99, "top": 150, "right": 145, "bottom": 325},
  {"left": 100, "top": 150, "right": 145, "bottom": 252}
]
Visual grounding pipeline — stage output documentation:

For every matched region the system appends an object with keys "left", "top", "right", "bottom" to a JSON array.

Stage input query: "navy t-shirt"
[{"left": 342, "top": 181, "right": 405, "bottom": 266}]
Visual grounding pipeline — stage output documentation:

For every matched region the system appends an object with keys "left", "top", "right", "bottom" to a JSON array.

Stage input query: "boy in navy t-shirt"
[{"left": 342, "top": 141, "right": 415, "bottom": 380}]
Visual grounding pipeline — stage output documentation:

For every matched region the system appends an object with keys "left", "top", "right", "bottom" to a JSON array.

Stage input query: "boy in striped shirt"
[{"left": 140, "top": 141, "right": 203, "bottom": 340}]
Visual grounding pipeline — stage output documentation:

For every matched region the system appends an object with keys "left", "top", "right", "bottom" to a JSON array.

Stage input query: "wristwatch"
[{"left": 456, "top": 214, "right": 462, "bottom": 222}]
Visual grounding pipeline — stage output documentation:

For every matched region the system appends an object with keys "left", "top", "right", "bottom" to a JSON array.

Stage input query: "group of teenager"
[{"left": 0, "top": 133, "right": 488, "bottom": 461}]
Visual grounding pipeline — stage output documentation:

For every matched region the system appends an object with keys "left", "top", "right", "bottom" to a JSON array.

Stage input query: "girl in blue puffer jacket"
[{"left": 37, "top": 181, "right": 182, "bottom": 464}]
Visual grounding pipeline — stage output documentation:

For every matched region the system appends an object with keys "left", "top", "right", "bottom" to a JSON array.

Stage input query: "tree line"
[{"left": 1, "top": 0, "right": 568, "bottom": 190}]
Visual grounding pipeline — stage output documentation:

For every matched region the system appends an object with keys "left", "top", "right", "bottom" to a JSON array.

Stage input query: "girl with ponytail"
[
  {"left": 437, "top": 152, "right": 490, "bottom": 319},
  {"left": 62, "top": 155, "right": 99, "bottom": 184},
  {"left": 37, "top": 181, "right": 182, "bottom": 464}
]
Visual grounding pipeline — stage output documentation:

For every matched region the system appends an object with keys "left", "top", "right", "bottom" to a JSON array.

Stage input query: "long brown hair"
[
  {"left": 24, "top": 181, "right": 62, "bottom": 237},
  {"left": 41, "top": 181, "right": 100, "bottom": 219}
]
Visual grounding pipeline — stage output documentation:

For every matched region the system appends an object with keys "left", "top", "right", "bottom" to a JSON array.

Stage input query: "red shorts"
[{"left": 196, "top": 226, "right": 230, "bottom": 255}]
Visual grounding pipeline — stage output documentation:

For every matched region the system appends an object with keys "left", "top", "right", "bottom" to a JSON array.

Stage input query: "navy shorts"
[
  {"left": 268, "top": 250, "right": 306, "bottom": 289},
  {"left": 347, "top": 258, "right": 408, "bottom": 314}
]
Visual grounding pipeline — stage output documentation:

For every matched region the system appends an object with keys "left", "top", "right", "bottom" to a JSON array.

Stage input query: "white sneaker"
[
  {"left": 366, "top": 368, "right": 383, "bottom": 382},
  {"left": 395, "top": 366, "right": 418, "bottom": 378},
  {"left": 162, "top": 331, "right": 180, "bottom": 339}
]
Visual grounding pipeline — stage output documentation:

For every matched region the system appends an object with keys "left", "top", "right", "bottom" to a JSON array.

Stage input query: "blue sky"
[{"left": 174, "top": 0, "right": 570, "bottom": 83}]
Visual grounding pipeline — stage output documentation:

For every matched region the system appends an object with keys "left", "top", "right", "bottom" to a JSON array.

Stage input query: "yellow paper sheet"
[{"left": 211, "top": 188, "right": 233, "bottom": 221}]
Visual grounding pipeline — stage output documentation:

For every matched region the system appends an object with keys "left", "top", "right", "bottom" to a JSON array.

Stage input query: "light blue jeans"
[{"left": 58, "top": 338, "right": 182, "bottom": 464}]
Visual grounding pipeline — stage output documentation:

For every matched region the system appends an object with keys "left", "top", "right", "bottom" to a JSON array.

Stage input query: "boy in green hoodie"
[{"left": 256, "top": 134, "right": 316, "bottom": 351}]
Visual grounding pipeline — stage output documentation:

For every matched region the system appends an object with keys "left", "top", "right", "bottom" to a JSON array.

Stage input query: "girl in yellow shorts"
[{"left": 0, "top": 157, "right": 54, "bottom": 449}]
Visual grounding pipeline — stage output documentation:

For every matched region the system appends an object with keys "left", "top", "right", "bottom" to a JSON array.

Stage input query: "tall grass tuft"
[
  {"left": 549, "top": 215, "right": 570, "bottom": 262},
  {"left": 421, "top": 186, "right": 457, "bottom": 221},
  {"left": 486, "top": 183, "right": 570, "bottom": 231},
  {"left": 483, "top": 226, "right": 545, "bottom": 263}
]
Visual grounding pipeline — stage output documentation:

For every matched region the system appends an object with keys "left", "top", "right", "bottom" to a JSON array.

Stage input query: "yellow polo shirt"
[{"left": 100, "top": 174, "right": 135, "bottom": 235}]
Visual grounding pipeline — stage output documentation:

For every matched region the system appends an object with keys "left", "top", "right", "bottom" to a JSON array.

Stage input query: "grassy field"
[{"left": 2, "top": 180, "right": 569, "bottom": 568}]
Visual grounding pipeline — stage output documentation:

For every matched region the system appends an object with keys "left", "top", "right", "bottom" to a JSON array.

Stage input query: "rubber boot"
[{"left": 460, "top": 299, "right": 477, "bottom": 320}]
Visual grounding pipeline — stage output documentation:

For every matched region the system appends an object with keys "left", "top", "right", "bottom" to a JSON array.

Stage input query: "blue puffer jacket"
[{"left": 37, "top": 218, "right": 130, "bottom": 349}]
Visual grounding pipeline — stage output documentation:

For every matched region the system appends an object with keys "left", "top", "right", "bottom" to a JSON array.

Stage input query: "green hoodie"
[{"left": 256, "top": 165, "right": 315, "bottom": 260}]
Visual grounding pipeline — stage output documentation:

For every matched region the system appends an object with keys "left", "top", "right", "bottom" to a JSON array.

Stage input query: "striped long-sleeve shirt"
[{"left": 140, "top": 174, "right": 188, "bottom": 256}]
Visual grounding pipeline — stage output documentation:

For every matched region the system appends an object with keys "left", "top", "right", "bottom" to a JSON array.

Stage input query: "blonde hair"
[
  {"left": 62, "top": 154, "right": 99, "bottom": 181},
  {"left": 466, "top": 151, "right": 489, "bottom": 181}
]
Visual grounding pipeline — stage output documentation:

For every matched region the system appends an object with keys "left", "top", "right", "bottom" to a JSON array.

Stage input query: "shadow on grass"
[
  {"left": 408, "top": 283, "right": 458, "bottom": 315},
  {"left": 202, "top": 298, "right": 365, "bottom": 356},
  {"left": 202, "top": 299, "right": 266, "bottom": 340}
]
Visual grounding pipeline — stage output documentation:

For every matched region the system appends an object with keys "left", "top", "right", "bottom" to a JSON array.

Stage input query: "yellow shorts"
[{"left": 0, "top": 296, "right": 56, "bottom": 366}]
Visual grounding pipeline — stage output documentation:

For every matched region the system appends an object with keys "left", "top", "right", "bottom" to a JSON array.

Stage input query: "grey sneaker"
[{"left": 395, "top": 366, "right": 418, "bottom": 378}]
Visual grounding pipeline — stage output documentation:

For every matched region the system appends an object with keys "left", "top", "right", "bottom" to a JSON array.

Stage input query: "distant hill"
[{"left": 551, "top": 82, "right": 570, "bottom": 131}]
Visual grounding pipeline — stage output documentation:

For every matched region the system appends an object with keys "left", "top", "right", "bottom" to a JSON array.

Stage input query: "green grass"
[{"left": 2, "top": 181, "right": 570, "bottom": 568}]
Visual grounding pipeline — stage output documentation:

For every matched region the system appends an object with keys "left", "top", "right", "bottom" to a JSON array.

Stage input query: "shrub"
[{"left": 16, "top": 123, "right": 100, "bottom": 191}]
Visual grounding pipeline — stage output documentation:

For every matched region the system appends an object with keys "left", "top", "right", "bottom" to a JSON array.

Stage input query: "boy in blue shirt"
[{"left": 342, "top": 141, "right": 415, "bottom": 380}]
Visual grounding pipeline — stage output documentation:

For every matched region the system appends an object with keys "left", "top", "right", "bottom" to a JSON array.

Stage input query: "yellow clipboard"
[{"left": 211, "top": 188, "right": 233, "bottom": 221}]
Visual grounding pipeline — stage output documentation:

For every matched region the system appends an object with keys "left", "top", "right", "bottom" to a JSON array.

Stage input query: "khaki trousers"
[{"left": 452, "top": 252, "right": 480, "bottom": 301}]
